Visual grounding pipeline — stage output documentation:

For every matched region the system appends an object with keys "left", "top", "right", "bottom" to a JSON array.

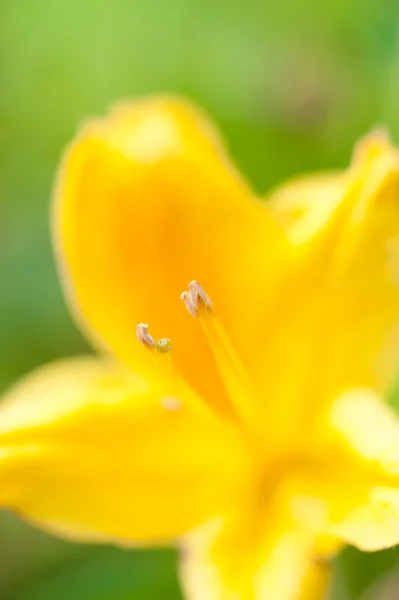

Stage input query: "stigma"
[
  {"left": 136, "top": 323, "right": 181, "bottom": 409},
  {"left": 136, "top": 324, "right": 172, "bottom": 354},
  {"left": 156, "top": 338, "right": 173, "bottom": 353}
]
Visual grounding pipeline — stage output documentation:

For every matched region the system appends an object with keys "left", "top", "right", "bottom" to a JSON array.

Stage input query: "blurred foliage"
[{"left": 2, "top": 0, "right": 399, "bottom": 598}]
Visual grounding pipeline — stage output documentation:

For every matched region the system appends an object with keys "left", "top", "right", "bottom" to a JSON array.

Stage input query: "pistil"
[{"left": 135, "top": 322, "right": 212, "bottom": 418}]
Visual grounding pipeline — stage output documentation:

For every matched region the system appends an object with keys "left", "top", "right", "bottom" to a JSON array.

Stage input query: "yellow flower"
[{"left": 2, "top": 96, "right": 399, "bottom": 600}]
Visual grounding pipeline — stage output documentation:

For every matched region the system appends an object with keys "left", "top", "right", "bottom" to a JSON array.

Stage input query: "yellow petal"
[
  {"left": 328, "top": 389, "right": 399, "bottom": 462},
  {"left": 267, "top": 130, "right": 396, "bottom": 246},
  {"left": 0, "top": 357, "right": 249, "bottom": 544},
  {"left": 267, "top": 171, "right": 346, "bottom": 245},
  {"left": 180, "top": 493, "right": 333, "bottom": 600},
  {"left": 322, "top": 389, "right": 399, "bottom": 551},
  {"left": 181, "top": 462, "right": 338, "bottom": 600},
  {"left": 54, "top": 96, "right": 287, "bottom": 413},
  {"left": 253, "top": 132, "right": 399, "bottom": 444}
]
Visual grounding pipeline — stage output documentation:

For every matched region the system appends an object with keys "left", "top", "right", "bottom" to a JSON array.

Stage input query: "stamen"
[
  {"left": 188, "top": 280, "right": 213, "bottom": 311},
  {"left": 181, "top": 291, "right": 198, "bottom": 317},
  {"left": 136, "top": 323, "right": 155, "bottom": 349},
  {"left": 181, "top": 280, "right": 212, "bottom": 317},
  {"left": 180, "top": 281, "right": 260, "bottom": 429}
]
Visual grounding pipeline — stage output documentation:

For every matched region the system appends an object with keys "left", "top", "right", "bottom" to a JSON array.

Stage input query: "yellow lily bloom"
[{"left": 2, "top": 96, "right": 399, "bottom": 600}]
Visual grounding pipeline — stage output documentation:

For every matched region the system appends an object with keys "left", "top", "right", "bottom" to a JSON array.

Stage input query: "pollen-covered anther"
[
  {"left": 180, "top": 290, "right": 198, "bottom": 317},
  {"left": 181, "top": 280, "right": 212, "bottom": 317},
  {"left": 136, "top": 323, "right": 155, "bottom": 349}
]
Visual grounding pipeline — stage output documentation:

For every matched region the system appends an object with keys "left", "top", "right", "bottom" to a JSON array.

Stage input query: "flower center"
[{"left": 136, "top": 282, "right": 262, "bottom": 437}]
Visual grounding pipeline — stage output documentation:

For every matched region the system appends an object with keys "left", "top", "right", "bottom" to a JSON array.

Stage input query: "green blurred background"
[{"left": 2, "top": 0, "right": 399, "bottom": 598}]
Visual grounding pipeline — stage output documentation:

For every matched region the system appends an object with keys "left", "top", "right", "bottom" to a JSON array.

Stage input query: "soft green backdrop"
[{"left": 2, "top": 0, "right": 399, "bottom": 598}]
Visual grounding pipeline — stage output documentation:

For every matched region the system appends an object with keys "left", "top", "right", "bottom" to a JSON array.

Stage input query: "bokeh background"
[{"left": 2, "top": 0, "right": 399, "bottom": 598}]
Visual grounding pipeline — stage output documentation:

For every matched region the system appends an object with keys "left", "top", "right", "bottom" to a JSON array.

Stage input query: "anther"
[
  {"left": 188, "top": 280, "right": 212, "bottom": 307},
  {"left": 181, "top": 280, "right": 212, "bottom": 317},
  {"left": 136, "top": 323, "right": 155, "bottom": 349},
  {"left": 156, "top": 338, "right": 173, "bottom": 354},
  {"left": 136, "top": 324, "right": 190, "bottom": 408},
  {"left": 181, "top": 290, "right": 198, "bottom": 317}
]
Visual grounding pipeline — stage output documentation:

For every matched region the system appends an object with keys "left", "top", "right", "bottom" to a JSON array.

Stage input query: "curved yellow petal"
[
  {"left": 267, "top": 130, "right": 396, "bottom": 246},
  {"left": 253, "top": 132, "right": 399, "bottom": 443},
  {"left": 180, "top": 471, "right": 338, "bottom": 600},
  {"left": 267, "top": 171, "right": 346, "bottom": 245},
  {"left": 54, "top": 96, "right": 287, "bottom": 413},
  {"left": 329, "top": 486, "right": 399, "bottom": 553},
  {"left": 328, "top": 389, "right": 399, "bottom": 463},
  {"left": 0, "top": 357, "right": 249, "bottom": 545},
  {"left": 180, "top": 512, "right": 332, "bottom": 600},
  {"left": 322, "top": 389, "right": 399, "bottom": 551}
]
